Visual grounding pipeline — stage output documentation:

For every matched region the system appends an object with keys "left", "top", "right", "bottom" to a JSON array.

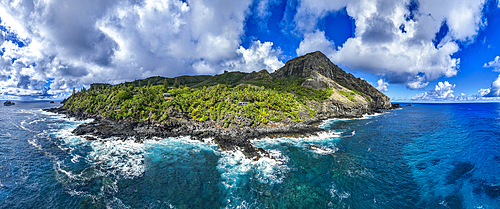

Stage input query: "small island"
[
  {"left": 45, "top": 51, "right": 393, "bottom": 157},
  {"left": 4, "top": 100, "right": 15, "bottom": 106}
]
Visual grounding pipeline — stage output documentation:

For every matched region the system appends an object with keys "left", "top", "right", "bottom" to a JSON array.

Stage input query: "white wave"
[
  {"left": 145, "top": 136, "right": 218, "bottom": 150},
  {"left": 67, "top": 189, "right": 87, "bottom": 196},
  {"left": 28, "top": 118, "right": 47, "bottom": 124},
  {"left": 252, "top": 131, "right": 341, "bottom": 148},
  {"left": 17, "top": 120, "right": 36, "bottom": 133},
  {"left": 252, "top": 131, "right": 342, "bottom": 161},
  {"left": 37, "top": 109, "right": 66, "bottom": 116},
  {"left": 56, "top": 128, "right": 86, "bottom": 147},
  {"left": 0, "top": 132, "right": 12, "bottom": 137},
  {"left": 54, "top": 160, "right": 85, "bottom": 182},
  {"left": 37, "top": 108, "right": 94, "bottom": 124},
  {"left": 70, "top": 153, "right": 83, "bottom": 164},
  {"left": 319, "top": 112, "right": 386, "bottom": 128},
  {"left": 58, "top": 117, "right": 94, "bottom": 125},
  {"left": 329, "top": 183, "right": 351, "bottom": 203},
  {"left": 202, "top": 137, "right": 216, "bottom": 145},
  {"left": 28, "top": 138, "right": 43, "bottom": 151},
  {"left": 310, "top": 144, "right": 338, "bottom": 155},
  {"left": 217, "top": 148, "right": 289, "bottom": 188},
  {"left": 14, "top": 109, "right": 38, "bottom": 117},
  {"left": 28, "top": 137, "right": 58, "bottom": 159},
  {"left": 105, "top": 196, "right": 131, "bottom": 209},
  {"left": 217, "top": 147, "right": 289, "bottom": 209},
  {"left": 87, "top": 139, "right": 146, "bottom": 179}
]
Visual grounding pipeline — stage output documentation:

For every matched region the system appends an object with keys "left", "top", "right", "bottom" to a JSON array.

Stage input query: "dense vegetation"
[{"left": 64, "top": 74, "right": 333, "bottom": 128}]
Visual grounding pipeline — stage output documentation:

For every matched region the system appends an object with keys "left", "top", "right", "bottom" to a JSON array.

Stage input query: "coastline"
[
  {"left": 44, "top": 107, "right": 328, "bottom": 158},
  {"left": 43, "top": 106, "right": 390, "bottom": 158}
]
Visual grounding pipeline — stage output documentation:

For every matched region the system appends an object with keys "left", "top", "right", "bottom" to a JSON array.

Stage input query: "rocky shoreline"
[
  {"left": 44, "top": 107, "right": 329, "bottom": 158},
  {"left": 44, "top": 102, "right": 400, "bottom": 158}
]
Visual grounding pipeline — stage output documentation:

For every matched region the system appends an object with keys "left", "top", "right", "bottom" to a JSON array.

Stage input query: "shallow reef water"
[{"left": 1, "top": 102, "right": 500, "bottom": 208}]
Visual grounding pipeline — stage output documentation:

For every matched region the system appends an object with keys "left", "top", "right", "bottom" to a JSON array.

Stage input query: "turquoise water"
[{"left": 1, "top": 102, "right": 499, "bottom": 208}]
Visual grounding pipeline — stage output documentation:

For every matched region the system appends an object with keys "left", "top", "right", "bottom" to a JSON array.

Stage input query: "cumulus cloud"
[
  {"left": 0, "top": 0, "right": 284, "bottom": 99},
  {"left": 480, "top": 56, "right": 500, "bottom": 97},
  {"left": 224, "top": 40, "right": 284, "bottom": 73},
  {"left": 484, "top": 75, "right": 500, "bottom": 97},
  {"left": 478, "top": 88, "right": 490, "bottom": 96},
  {"left": 294, "top": 0, "right": 487, "bottom": 89},
  {"left": 412, "top": 81, "right": 456, "bottom": 101},
  {"left": 375, "top": 78, "right": 389, "bottom": 92},
  {"left": 484, "top": 56, "right": 500, "bottom": 72},
  {"left": 296, "top": 30, "right": 335, "bottom": 56}
]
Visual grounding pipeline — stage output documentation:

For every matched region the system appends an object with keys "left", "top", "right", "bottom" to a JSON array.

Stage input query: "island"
[{"left": 45, "top": 51, "right": 393, "bottom": 157}]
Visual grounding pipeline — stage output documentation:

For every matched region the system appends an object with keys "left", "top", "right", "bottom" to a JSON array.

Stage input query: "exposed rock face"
[
  {"left": 241, "top": 69, "right": 273, "bottom": 82},
  {"left": 273, "top": 51, "right": 392, "bottom": 117}
]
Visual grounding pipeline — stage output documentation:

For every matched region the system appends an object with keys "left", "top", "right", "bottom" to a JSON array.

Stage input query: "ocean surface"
[{"left": 1, "top": 101, "right": 500, "bottom": 208}]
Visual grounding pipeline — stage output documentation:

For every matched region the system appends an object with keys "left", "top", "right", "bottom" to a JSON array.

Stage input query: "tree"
[
  {"left": 173, "top": 78, "right": 180, "bottom": 88},
  {"left": 73, "top": 87, "right": 76, "bottom": 95}
]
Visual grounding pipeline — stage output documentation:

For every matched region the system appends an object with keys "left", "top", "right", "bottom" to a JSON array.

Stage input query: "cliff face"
[{"left": 273, "top": 51, "right": 392, "bottom": 117}]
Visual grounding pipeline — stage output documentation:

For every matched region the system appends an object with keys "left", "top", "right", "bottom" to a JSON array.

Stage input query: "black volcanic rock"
[
  {"left": 392, "top": 103, "right": 402, "bottom": 109},
  {"left": 272, "top": 51, "right": 392, "bottom": 109}
]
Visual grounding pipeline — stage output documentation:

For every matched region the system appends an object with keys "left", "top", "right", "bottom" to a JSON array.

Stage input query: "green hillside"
[{"left": 63, "top": 72, "right": 333, "bottom": 127}]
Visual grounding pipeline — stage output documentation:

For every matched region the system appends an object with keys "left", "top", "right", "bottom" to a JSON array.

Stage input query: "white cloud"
[
  {"left": 457, "top": 93, "right": 468, "bottom": 101},
  {"left": 0, "top": 0, "right": 285, "bottom": 99},
  {"left": 296, "top": 30, "right": 335, "bottom": 56},
  {"left": 478, "top": 88, "right": 490, "bottom": 96},
  {"left": 192, "top": 60, "right": 216, "bottom": 74},
  {"left": 412, "top": 81, "right": 456, "bottom": 101},
  {"left": 478, "top": 56, "right": 500, "bottom": 98},
  {"left": 224, "top": 40, "right": 284, "bottom": 73},
  {"left": 254, "top": 0, "right": 281, "bottom": 27},
  {"left": 484, "top": 74, "right": 500, "bottom": 97},
  {"left": 406, "top": 75, "right": 430, "bottom": 90},
  {"left": 293, "top": 0, "right": 349, "bottom": 33},
  {"left": 484, "top": 56, "right": 500, "bottom": 72},
  {"left": 294, "top": 0, "right": 487, "bottom": 89},
  {"left": 375, "top": 78, "right": 389, "bottom": 92}
]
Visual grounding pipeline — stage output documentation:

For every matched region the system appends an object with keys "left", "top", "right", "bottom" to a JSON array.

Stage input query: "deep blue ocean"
[{"left": 1, "top": 101, "right": 500, "bottom": 208}]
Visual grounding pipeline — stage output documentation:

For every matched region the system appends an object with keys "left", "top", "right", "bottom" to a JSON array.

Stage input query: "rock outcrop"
[{"left": 273, "top": 51, "right": 392, "bottom": 117}]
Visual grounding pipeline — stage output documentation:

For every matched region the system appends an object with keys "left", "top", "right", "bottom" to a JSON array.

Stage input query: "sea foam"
[{"left": 319, "top": 112, "right": 386, "bottom": 128}]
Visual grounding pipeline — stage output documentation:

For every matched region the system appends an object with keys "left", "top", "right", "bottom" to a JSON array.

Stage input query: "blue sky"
[{"left": 1, "top": 0, "right": 500, "bottom": 102}]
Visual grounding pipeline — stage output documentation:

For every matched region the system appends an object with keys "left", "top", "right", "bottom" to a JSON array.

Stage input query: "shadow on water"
[{"left": 446, "top": 162, "right": 475, "bottom": 185}]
